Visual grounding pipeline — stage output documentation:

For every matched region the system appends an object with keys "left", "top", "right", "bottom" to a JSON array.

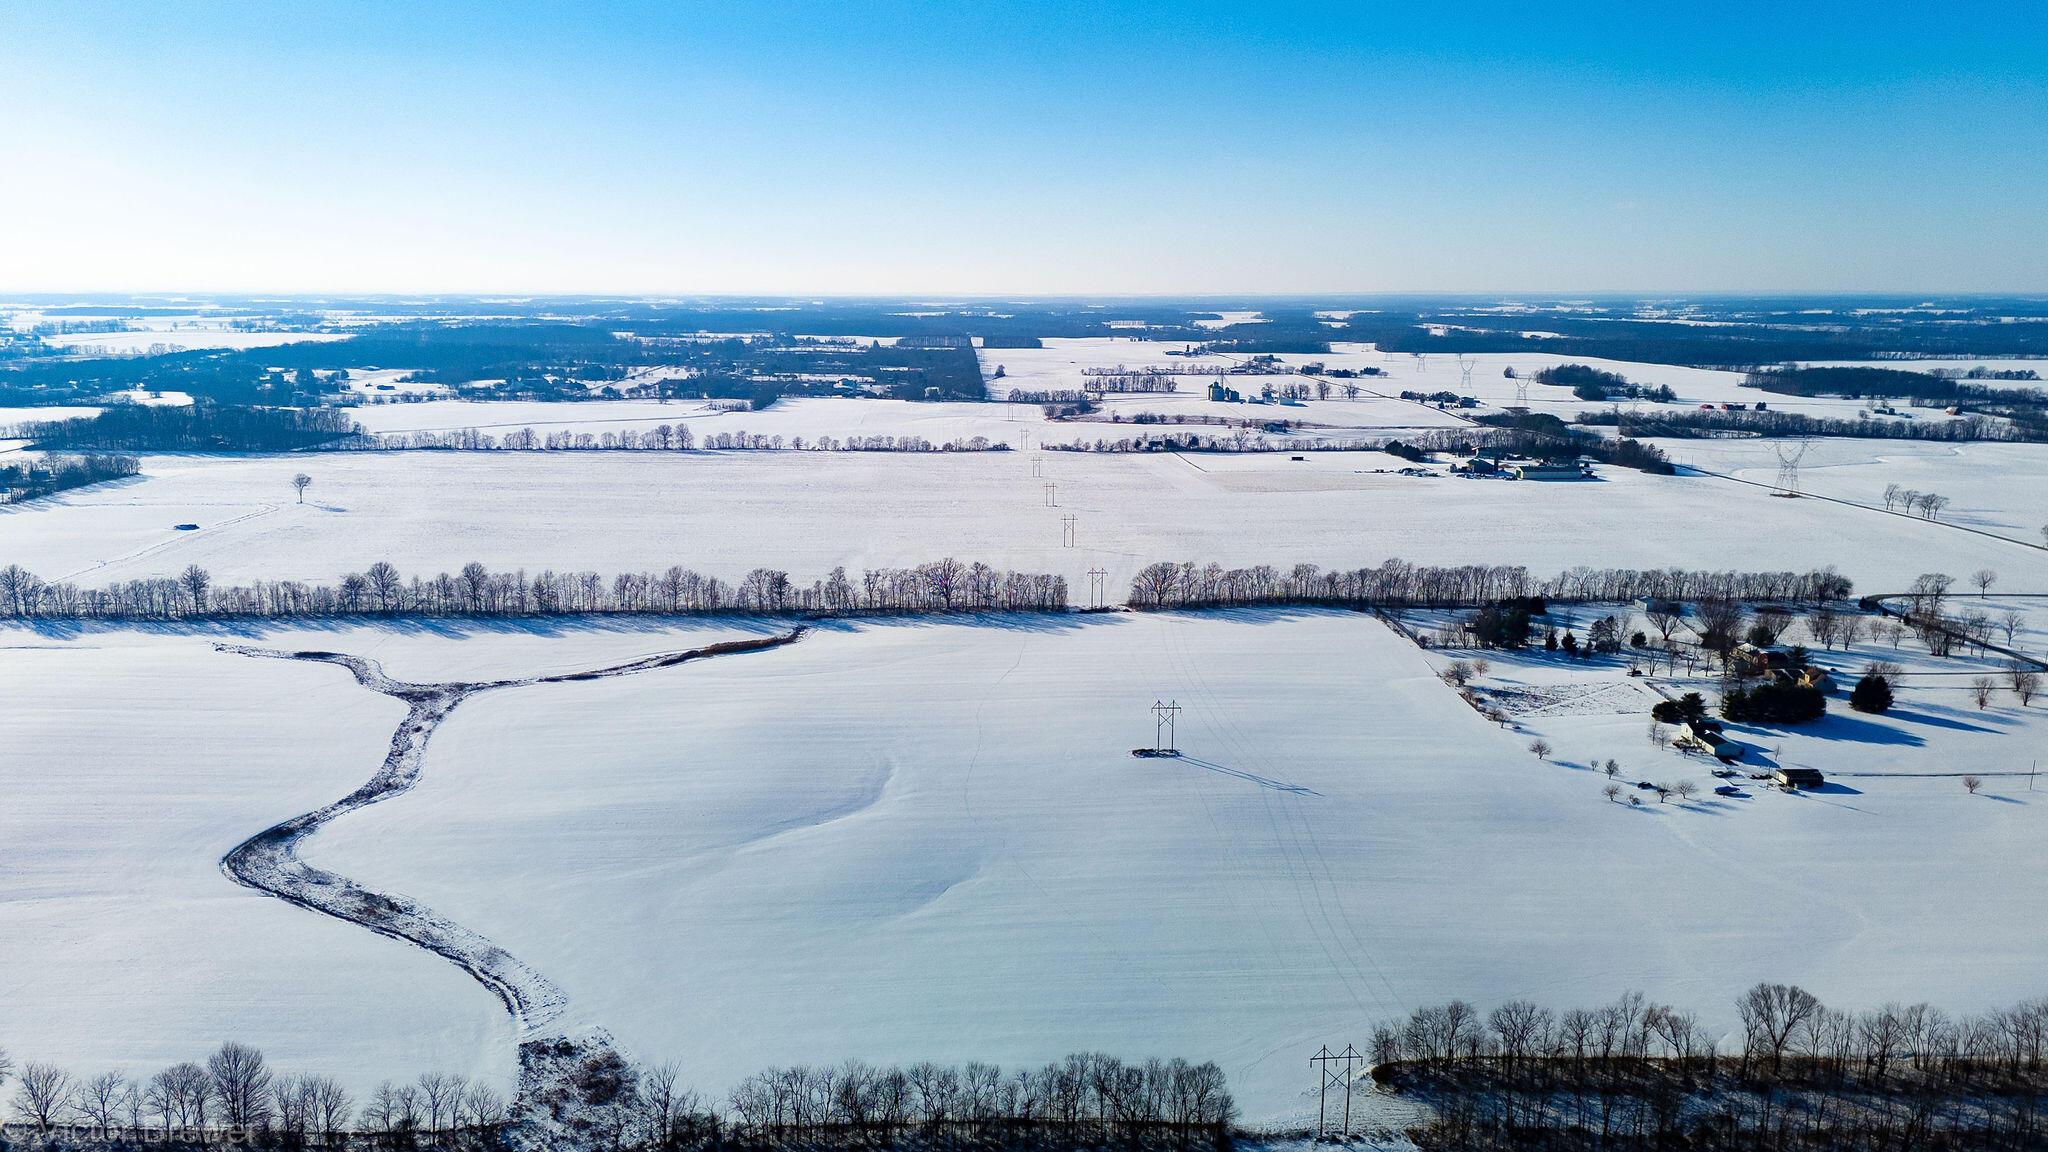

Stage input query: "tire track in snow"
[
  {"left": 215, "top": 626, "right": 806, "bottom": 1039},
  {"left": 59, "top": 501, "right": 284, "bottom": 582}
]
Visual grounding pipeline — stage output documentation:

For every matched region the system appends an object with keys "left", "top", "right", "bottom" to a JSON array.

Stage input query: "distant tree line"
[
  {"left": 1743, "top": 365, "right": 2048, "bottom": 405},
  {"left": 1372, "top": 986, "right": 2048, "bottom": 1151},
  {"left": 361, "top": 426, "right": 1013, "bottom": 453},
  {"left": 722, "top": 1052, "right": 1233, "bottom": 1145},
  {"left": 0, "top": 1039, "right": 1229, "bottom": 1152},
  {"left": 1583, "top": 405, "right": 2047, "bottom": 443},
  {"left": 0, "top": 559, "right": 1067, "bottom": 621},
  {"left": 1932, "top": 365, "right": 2041, "bottom": 381},
  {"left": 0, "top": 453, "right": 138, "bottom": 503},
  {"left": 11, "top": 404, "right": 360, "bottom": 451},
  {"left": 1128, "top": 561, "right": 1851, "bottom": 611}
]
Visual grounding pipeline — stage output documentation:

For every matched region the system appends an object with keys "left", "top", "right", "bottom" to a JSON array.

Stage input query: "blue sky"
[{"left": 3, "top": 1, "right": 2044, "bottom": 294}]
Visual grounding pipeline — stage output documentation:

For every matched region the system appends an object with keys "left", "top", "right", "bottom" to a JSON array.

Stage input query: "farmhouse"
[
  {"left": 1733, "top": 644, "right": 1836, "bottom": 691},
  {"left": 1512, "top": 461, "right": 1589, "bottom": 481},
  {"left": 1681, "top": 718, "right": 1748, "bottom": 762}
]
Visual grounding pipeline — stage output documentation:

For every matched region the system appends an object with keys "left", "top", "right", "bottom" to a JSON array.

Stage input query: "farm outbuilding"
[{"left": 1773, "top": 767, "right": 1826, "bottom": 789}]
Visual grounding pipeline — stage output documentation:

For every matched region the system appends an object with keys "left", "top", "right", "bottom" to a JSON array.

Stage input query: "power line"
[
  {"left": 1151, "top": 699, "right": 1180, "bottom": 754},
  {"left": 1310, "top": 1044, "right": 1364, "bottom": 1138},
  {"left": 1774, "top": 438, "right": 1811, "bottom": 497}
]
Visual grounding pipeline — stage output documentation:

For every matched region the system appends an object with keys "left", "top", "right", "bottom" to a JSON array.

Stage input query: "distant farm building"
[
  {"left": 1511, "top": 462, "right": 1590, "bottom": 480},
  {"left": 1772, "top": 767, "right": 1826, "bottom": 789}
]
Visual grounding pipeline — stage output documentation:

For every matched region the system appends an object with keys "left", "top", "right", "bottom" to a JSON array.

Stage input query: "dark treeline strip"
[
  {"left": 1343, "top": 306, "right": 2048, "bottom": 366},
  {"left": 0, "top": 559, "right": 1067, "bottom": 621},
  {"left": 0, "top": 1039, "right": 1230, "bottom": 1152},
  {"left": 1745, "top": 365, "right": 2048, "bottom": 406},
  {"left": 1373, "top": 986, "right": 2048, "bottom": 1151},
  {"left": 1579, "top": 406, "right": 2044, "bottom": 443},
  {"left": 0, "top": 454, "right": 138, "bottom": 504},
  {"left": 359, "top": 426, "right": 1012, "bottom": 453},
  {"left": 13, "top": 404, "right": 361, "bottom": 451},
  {"left": 1128, "top": 560, "right": 1851, "bottom": 610}
]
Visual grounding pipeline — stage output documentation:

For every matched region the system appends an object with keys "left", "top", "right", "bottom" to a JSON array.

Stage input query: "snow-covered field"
[
  {"left": 9, "top": 361, "right": 2047, "bottom": 1126},
  {"left": 348, "top": 396, "right": 1062, "bottom": 444},
  {"left": 2, "top": 446, "right": 2042, "bottom": 598},
  {"left": 10, "top": 612, "right": 2046, "bottom": 1124},
  {"left": 0, "top": 630, "right": 507, "bottom": 1086},
  {"left": 1646, "top": 437, "right": 2048, "bottom": 547},
  {"left": 35, "top": 330, "right": 349, "bottom": 354},
  {"left": 980, "top": 338, "right": 1933, "bottom": 424}
]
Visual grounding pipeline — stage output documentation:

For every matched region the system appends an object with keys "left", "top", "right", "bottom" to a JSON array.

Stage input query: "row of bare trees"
[
  {"left": 725, "top": 1054, "right": 1233, "bottom": 1138},
  {"left": 361, "top": 425, "right": 1012, "bottom": 453},
  {"left": 1, "top": 1044, "right": 1229, "bottom": 1152},
  {"left": 1373, "top": 987, "right": 2048, "bottom": 1149},
  {"left": 1538, "top": 565, "right": 1853, "bottom": 606},
  {"left": 0, "top": 559, "right": 1068, "bottom": 621},
  {"left": 1128, "top": 561, "right": 1852, "bottom": 612},
  {"left": 0, "top": 1040, "right": 498, "bottom": 1144},
  {"left": 1882, "top": 483, "right": 1956, "bottom": 519}
]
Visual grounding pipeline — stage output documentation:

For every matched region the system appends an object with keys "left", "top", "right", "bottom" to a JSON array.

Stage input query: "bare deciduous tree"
[
  {"left": 1738, "top": 983, "right": 1822, "bottom": 1075},
  {"left": 1963, "top": 775, "right": 1984, "bottom": 795},
  {"left": 2011, "top": 668, "right": 2040, "bottom": 706},
  {"left": 16, "top": 1061, "right": 74, "bottom": 1128},
  {"left": 209, "top": 1041, "right": 272, "bottom": 1131},
  {"left": 292, "top": 472, "right": 312, "bottom": 503},
  {"left": 1529, "top": 739, "right": 1552, "bottom": 760},
  {"left": 1971, "top": 676, "right": 1997, "bottom": 709}
]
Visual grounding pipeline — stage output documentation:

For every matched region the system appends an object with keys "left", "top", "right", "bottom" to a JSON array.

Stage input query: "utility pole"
[
  {"left": 1152, "top": 699, "right": 1180, "bottom": 754},
  {"left": 1044, "top": 482, "right": 1058, "bottom": 507},
  {"left": 1310, "top": 1044, "right": 1363, "bottom": 1139},
  {"left": 1087, "top": 566, "right": 1106, "bottom": 609},
  {"left": 1061, "top": 514, "right": 1077, "bottom": 547},
  {"left": 1031, "top": 455, "right": 1043, "bottom": 478}
]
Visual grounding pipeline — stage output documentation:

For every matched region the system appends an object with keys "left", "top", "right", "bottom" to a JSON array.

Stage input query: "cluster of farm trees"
[
  {"left": 1372, "top": 987, "right": 2048, "bottom": 1150},
  {"left": 0, "top": 559, "right": 1067, "bottom": 621},
  {"left": 0, "top": 453, "right": 138, "bottom": 503},
  {"left": 1078, "top": 368, "right": 1181, "bottom": 394},
  {"left": 364, "top": 425, "right": 1011, "bottom": 453},
  {"left": 1882, "top": 483, "right": 1955, "bottom": 518},
  {"left": 1533, "top": 363, "right": 1676, "bottom": 402}
]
